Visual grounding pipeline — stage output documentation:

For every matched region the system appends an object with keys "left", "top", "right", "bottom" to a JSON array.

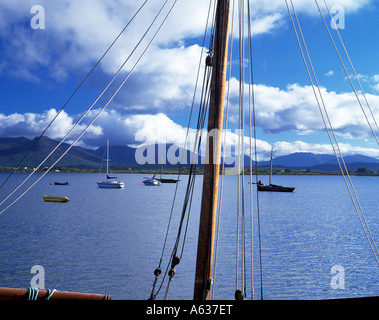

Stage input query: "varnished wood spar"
[
  {"left": 0, "top": 287, "right": 111, "bottom": 300},
  {"left": 193, "top": 0, "right": 231, "bottom": 300}
]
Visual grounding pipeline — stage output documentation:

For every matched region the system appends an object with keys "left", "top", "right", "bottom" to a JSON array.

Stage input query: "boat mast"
[
  {"left": 269, "top": 147, "right": 273, "bottom": 185},
  {"left": 194, "top": 0, "right": 231, "bottom": 300},
  {"left": 106, "top": 139, "right": 109, "bottom": 176}
]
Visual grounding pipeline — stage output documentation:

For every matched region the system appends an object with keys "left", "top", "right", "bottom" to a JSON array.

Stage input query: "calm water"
[{"left": 0, "top": 172, "right": 378, "bottom": 300}]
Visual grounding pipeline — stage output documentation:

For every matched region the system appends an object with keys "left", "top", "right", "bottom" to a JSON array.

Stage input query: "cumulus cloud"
[
  {"left": 1, "top": 0, "right": 372, "bottom": 81},
  {"left": 0, "top": 0, "right": 210, "bottom": 79},
  {"left": 0, "top": 1, "right": 377, "bottom": 160},
  {"left": 251, "top": 0, "right": 372, "bottom": 16},
  {"left": 0, "top": 0, "right": 375, "bottom": 120},
  {"left": 224, "top": 81, "right": 379, "bottom": 140},
  {"left": 273, "top": 140, "right": 379, "bottom": 159},
  {"left": 0, "top": 109, "right": 102, "bottom": 146},
  {"left": 119, "top": 44, "right": 203, "bottom": 113},
  {"left": 2, "top": 80, "right": 379, "bottom": 152},
  {"left": 1, "top": 104, "right": 378, "bottom": 160}
]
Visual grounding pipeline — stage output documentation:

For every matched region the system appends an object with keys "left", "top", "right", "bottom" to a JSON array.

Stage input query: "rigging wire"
[
  {"left": 0, "top": 0, "right": 179, "bottom": 215},
  {"left": 246, "top": 0, "right": 261, "bottom": 301},
  {"left": 153, "top": 0, "right": 215, "bottom": 277},
  {"left": 236, "top": 0, "right": 248, "bottom": 299},
  {"left": 154, "top": 64, "right": 213, "bottom": 300},
  {"left": 315, "top": 0, "right": 379, "bottom": 146},
  {"left": 210, "top": 0, "right": 262, "bottom": 301},
  {"left": 322, "top": 0, "right": 379, "bottom": 135},
  {"left": 149, "top": 0, "right": 217, "bottom": 300},
  {"left": 211, "top": 0, "right": 236, "bottom": 300},
  {"left": 0, "top": 0, "right": 150, "bottom": 193},
  {"left": 285, "top": 0, "right": 379, "bottom": 265}
]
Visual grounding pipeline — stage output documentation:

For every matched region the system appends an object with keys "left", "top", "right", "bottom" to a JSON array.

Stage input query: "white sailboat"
[{"left": 97, "top": 139, "right": 124, "bottom": 189}]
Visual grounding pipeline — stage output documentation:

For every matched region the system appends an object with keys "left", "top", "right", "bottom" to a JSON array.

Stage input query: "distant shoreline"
[{"left": 1, "top": 166, "right": 378, "bottom": 176}]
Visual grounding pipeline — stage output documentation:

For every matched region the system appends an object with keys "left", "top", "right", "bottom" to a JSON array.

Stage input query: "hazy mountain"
[
  {"left": 259, "top": 152, "right": 335, "bottom": 168},
  {"left": 0, "top": 137, "right": 199, "bottom": 169},
  {"left": 0, "top": 136, "right": 102, "bottom": 169},
  {"left": 258, "top": 152, "right": 379, "bottom": 171},
  {"left": 0, "top": 137, "right": 378, "bottom": 171}
]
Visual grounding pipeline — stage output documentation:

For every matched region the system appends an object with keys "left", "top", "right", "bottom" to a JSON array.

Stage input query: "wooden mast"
[{"left": 194, "top": 0, "right": 231, "bottom": 300}]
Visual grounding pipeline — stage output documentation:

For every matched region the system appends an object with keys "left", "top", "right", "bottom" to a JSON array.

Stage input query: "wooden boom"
[{"left": 0, "top": 287, "right": 111, "bottom": 300}]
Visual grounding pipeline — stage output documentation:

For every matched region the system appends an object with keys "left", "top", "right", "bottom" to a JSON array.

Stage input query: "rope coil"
[{"left": 27, "top": 288, "right": 57, "bottom": 300}]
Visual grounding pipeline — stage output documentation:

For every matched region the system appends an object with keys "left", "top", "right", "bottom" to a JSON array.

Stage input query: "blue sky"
[{"left": 0, "top": 0, "right": 379, "bottom": 160}]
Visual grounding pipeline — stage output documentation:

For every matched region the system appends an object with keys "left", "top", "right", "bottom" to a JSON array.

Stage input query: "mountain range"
[
  {"left": 259, "top": 152, "right": 379, "bottom": 171},
  {"left": 0, "top": 136, "right": 379, "bottom": 171}
]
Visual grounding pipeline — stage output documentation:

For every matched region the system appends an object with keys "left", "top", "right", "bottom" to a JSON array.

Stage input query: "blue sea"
[{"left": 0, "top": 172, "right": 378, "bottom": 300}]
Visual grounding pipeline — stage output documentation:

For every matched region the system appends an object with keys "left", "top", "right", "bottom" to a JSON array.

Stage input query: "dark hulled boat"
[{"left": 257, "top": 181, "right": 295, "bottom": 192}]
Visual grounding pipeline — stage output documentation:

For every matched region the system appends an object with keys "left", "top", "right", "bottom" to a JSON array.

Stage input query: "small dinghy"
[{"left": 42, "top": 195, "right": 70, "bottom": 202}]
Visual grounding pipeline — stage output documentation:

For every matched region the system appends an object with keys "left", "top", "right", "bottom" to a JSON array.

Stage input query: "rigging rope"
[
  {"left": 247, "top": 0, "right": 261, "bottom": 300},
  {"left": 155, "top": 67, "right": 212, "bottom": 300},
  {"left": 149, "top": 0, "right": 216, "bottom": 300},
  {"left": 0, "top": 0, "right": 179, "bottom": 215},
  {"left": 211, "top": 0, "right": 235, "bottom": 300},
  {"left": 286, "top": 0, "right": 379, "bottom": 265},
  {"left": 210, "top": 0, "right": 262, "bottom": 301},
  {"left": 0, "top": 0, "right": 150, "bottom": 193},
  {"left": 315, "top": 0, "right": 379, "bottom": 146},
  {"left": 321, "top": 0, "right": 379, "bottom": 135},
  {"left": 237, "top": 0, "right": 246, "bottom": 299}
]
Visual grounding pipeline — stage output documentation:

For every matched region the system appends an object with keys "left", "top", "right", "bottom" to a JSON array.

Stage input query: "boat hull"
[
  {"left": 97, "top": 181, "right": 124, "bottom": 188},
  {"left": 43, "top": 196, "right": 70, "bottom": 202},
  {"left": 257, "top": 184, "right": 295, "bottom": 192},
  {"left": 156, "top": 178, "right": 179, "bottom": 183},
  {"left": 142, "top": 179, "right": 161, "bottom": 186}
]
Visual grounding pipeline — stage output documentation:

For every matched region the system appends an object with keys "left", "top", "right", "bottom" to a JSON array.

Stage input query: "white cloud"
[
  {"left": 125, "top": 113, "right": 188, "bottom": 147},
  {"left": 251, "top": 0, "right": 372, "bottom": 16},
  {"left": 325, "top": 70, "right": 334, "bottom": 77},
  {"left": 251, "top": 13, "right": 284, "bottom": 35},
  {"left": 2, "top": 106, "right": 378, "bottom": 161},
  {"left": 372, "top": 84, "right": 379, "bottom": 93},
  {"left": 127, "top": 44, "right": 203, "bottom": 111},
  {"left": 228, "top": 82, "right": 379, "bottom": 140},
  {"left": 0, "top": 109, "right": 102, "bottom": 144},
  {"left": 273, "top": 140, "right": 379, "bottom": 159},
  {"left": 0, "top": 1, "right": 378, "bottom": 160},
  {"left": 87, "top": 109, "right": 379, "bottom": 160},
  {"left": 1, "top": 0, "right": 373, "bottom": 81}
]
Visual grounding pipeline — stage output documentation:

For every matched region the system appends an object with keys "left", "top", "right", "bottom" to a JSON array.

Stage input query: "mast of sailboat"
[
  {"left": 106, "top": 139, "right": 110, "bottom": 177},
  {"left": 269, "top": 147, "right": 273, "bottom": 185},
  {"left": 193, "top": 0, "right": 231, "bottom": 300}
]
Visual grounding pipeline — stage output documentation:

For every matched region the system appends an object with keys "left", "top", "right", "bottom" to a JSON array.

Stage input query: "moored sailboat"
[
  {"left": 97, "top": 139, "right": 124, "bottom": 189},
  {"left": 1, "top": 0, "right": 377, "bottom": 302},
  {"left": 155, "top": 165, "right": 179, "bottom": 183},
  {"left": 257, "top": 148, "right": 295, "bottom": 192},
  {"left": 142, "top": 176, "right": 162, "bottom": 186},
  {"left": 257, "top": 181, "right": 295, "bottom": 192}
]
